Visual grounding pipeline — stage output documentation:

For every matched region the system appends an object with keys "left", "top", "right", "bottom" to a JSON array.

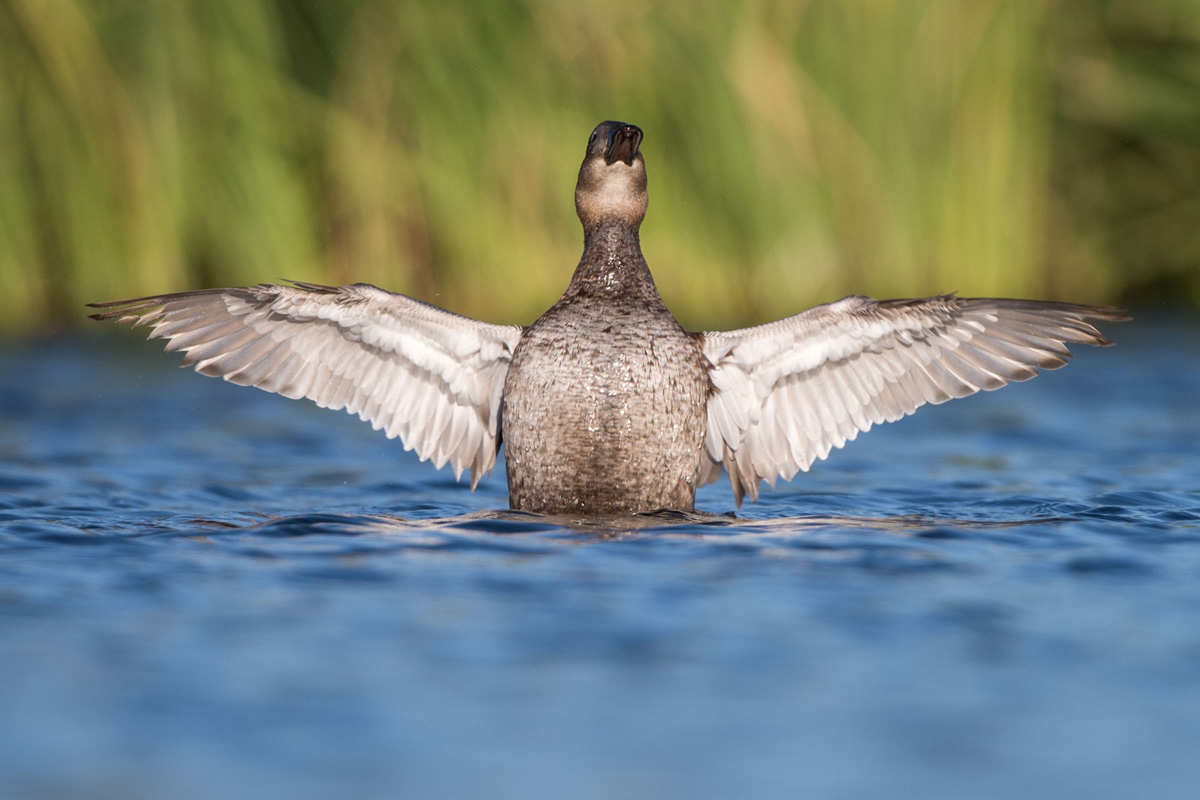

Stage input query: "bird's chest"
[
  {"left": 505, "top": 300, "right": 710, "bottom": 473},
  {"left": 507, "top": 305, "right": 696, "bottom": 428},
  {"left": 501, "top": 302, "right": 709, "bottom": 513}
]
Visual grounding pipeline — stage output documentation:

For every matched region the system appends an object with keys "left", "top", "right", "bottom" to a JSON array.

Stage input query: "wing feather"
[
  {"left": 700, "top": 295, "right": 1127, "bottom": 504},
  {"left": 89, "top": 282, "right": 523, "bottom": 487}
]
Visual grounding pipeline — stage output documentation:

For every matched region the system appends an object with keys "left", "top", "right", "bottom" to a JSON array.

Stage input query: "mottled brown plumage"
[{"left": 503, "top": 122, "right": 708, "bottom": 513}]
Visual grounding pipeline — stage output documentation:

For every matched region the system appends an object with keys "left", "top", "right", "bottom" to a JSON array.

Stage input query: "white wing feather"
[
  {"left": 700, "top": 294, "right": 1127, "bottom": 504},
  {"left": 90, "top": 282, "right": 523, "bottom": 487}
]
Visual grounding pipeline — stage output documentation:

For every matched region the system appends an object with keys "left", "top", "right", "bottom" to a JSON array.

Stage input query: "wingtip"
[
  {"left": 86, "top": 306, "right": 133, "bottom": 322},
  {"left": 86, "top": 298, "right": 136, "bottom": 311},
  {"left": 1077, "top": 305, "right": 1131, "bottom": 324}
]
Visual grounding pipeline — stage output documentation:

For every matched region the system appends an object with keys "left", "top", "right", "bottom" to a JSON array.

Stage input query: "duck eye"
[{"left": 589, "top": 132, "right": 598, "bottom": 147}]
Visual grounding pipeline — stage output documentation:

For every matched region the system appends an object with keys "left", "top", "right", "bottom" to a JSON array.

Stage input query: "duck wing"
[
  {"left": 89, "top": 282, "right": 523, "bottom": 488},
  {"left": 698, "top": 294, "right": 1128, "bottom": 504}
]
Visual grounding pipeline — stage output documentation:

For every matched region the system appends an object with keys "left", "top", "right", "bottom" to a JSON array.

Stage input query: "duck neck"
[{"left": 566, "top": 222, "right": 660, "bottom": 302}]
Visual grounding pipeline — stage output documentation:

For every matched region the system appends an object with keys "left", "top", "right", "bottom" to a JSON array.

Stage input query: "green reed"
[{"left": 1, "top": 0, "right": 1197, "bottom": 335}]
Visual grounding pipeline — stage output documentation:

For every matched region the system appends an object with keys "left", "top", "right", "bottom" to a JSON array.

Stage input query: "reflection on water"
[{"left": 1, "top": 317, "right": 1199, "bottom": 800}]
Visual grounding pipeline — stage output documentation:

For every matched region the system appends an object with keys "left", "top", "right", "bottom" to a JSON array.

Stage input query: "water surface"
[{"left": 1, "top": 316, "right": 1198, "bottom": 799}]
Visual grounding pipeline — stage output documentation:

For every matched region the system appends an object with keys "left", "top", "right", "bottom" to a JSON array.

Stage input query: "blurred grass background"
[{"left": 1, "top": 0, "right": 1198, "bottom": 335}]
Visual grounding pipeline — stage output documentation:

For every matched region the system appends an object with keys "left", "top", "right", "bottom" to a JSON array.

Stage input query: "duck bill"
[{"left": 605, "top": 126, "right": 643, "bottom": 166}]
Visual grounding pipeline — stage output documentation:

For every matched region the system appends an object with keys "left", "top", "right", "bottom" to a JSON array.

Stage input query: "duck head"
[{"left": 575, "top": 121, "right": 648, "bottom": 233}]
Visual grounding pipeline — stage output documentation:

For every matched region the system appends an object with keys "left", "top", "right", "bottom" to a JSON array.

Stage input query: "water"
[{"left": 1, "top": 315, "right": 1198, "bottom": 799}]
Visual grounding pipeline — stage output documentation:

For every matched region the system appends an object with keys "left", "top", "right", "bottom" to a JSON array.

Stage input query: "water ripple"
[{"left": 2, "top": 327, "right": 1199, "bottom": 799}]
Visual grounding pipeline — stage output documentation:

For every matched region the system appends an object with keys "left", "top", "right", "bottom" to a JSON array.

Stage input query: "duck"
[{"left": 89, "top": 120, "right": 1127, "bottom": 514}]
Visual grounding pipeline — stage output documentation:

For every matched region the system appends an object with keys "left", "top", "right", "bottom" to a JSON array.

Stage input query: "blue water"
[{"left": 1, "top": 315, "right": 1198, "bottom": 799}]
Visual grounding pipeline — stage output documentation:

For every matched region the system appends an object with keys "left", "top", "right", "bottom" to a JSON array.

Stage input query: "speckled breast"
[{"left": 502, "top": 299, "right": 709, "bottom": 514}]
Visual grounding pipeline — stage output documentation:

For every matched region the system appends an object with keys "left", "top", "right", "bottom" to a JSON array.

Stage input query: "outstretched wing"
[
  {"left": 89, "top": 282, "right": 524, "bottom": 487},
  {"left": 699, "top": 294, "right": 1128, "bottom": 504}
]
